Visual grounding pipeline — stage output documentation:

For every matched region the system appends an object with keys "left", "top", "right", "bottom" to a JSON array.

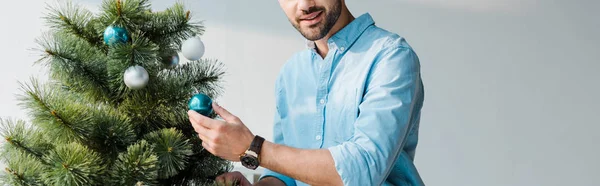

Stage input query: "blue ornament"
[
  {"left": 103, "top": 25, "right": 129, "bottom": 45},
  {"left": 162, "top": 54, "right": 179, "bottom": 68},
  {"left": 188, "top": 93, "right": 213, "bottom": 116},
  {"left": 168, "top": 55, "right": 179, "bottom": 67}
]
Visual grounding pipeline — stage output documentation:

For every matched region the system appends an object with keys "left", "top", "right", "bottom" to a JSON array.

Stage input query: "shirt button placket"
[
  {"left": 316, "top": 46, "right": 332, "bottom": 147},
  {"left": 317, "top": 87, "right": 326, "bottom": 145}
]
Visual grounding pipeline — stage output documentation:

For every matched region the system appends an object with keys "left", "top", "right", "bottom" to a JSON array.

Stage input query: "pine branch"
[
  {"left": 41, "top": 142, "right": 105, "bottom": 186},
  {"left": 111, "top": 140, "right": 158, "bottom": 186},
  {"left": 35, "top": 32, "right": 110, "bottom": 102},
  {"left": 142, "top": 3, "right": 204, "bottom": 48},
  {"left": 144, "top": 128, "right": 193, "bottom": 179},
  {"left": 0, "top": 153, "right": 46, "bottom": 186},
  {"left": 99, "top": 0, "right": 151, "bottom": 28},
  {"left": 164, "top": 136, "right": 232, "bottom": 186},
  {"left": 116, "top": 91, "right": 162, "bottom": 135},
  {"left": 17, "top": 79, "right": 91, "bottom": 144},
  {"left": 44, "top": 1, "right": 102, "bottom": 46},
  {"left": 0, "top": 119, "right": 52, "bottom": 161},
  {"left": 158, "top": 59, "right": 226, "bottom": 103},
  {"left": 86, "top": 103, "right": 136, "bottom": 159},
  {"left": 16, "top": 79, "right": 136, "bottom": 159}
]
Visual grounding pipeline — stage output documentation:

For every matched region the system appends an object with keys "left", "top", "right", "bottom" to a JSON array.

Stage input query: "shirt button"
[
  {"left": 319, "top": 99, "right": 325, "bottom": 105},
  {"left": 340, "top": 47, "right": 345, "bottom": 51},
  {"left": 315, "top": 135, "right": 322, "bottom": 140}
]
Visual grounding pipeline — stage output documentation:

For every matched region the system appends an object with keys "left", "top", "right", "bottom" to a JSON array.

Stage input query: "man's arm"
[
  {"left": 259, "top": 141, "right": 342, "bottom": 185},
  {"left": 257, "top": 46, "right": 422, "bottom": 185}
]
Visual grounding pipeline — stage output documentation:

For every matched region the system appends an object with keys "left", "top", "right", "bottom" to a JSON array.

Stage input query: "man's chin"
[
  {"left": 302, "top": 35, "right": 324, "bottom": 41},
  {"left": 300, "top": 29, "right": 326, "bottom": 41}
]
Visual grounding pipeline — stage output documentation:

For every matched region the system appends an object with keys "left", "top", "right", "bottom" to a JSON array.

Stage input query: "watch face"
[{"left": 240, "top": 154, "right": 259, "bottom": 170}]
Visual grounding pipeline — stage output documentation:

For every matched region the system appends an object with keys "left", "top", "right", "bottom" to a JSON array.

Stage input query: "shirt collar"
[{"left": 306, "top": 13, "right": 375, "bottom": 50}]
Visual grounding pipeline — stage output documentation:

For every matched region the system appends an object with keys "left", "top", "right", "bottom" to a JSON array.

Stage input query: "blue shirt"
[{"left": 260, "top": 13, "right": 425, "bottom": 186}]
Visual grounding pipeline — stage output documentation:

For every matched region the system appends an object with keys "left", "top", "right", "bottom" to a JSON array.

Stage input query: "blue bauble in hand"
[
  {"left": 103, "top": 25, "right": 129, "bottom": 46},
  {"left": 188, "top": 93, "right": 213, "bottom": 116}
]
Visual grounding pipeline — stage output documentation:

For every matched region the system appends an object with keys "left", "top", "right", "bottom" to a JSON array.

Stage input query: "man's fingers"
[
  {"left": 215, "top": 172, "right": 244, "bottom": 186},
  {"left": 212, "top": 102, "right": 238, "bottom": 122},
  {"left": 225, "top": 172, "right": 242, "bottom": 186},
  {"left": 191, "top": 120, "right": 210, "bottom": 137},
  {"left": 215, "top": 175, "right": 224, "bottom": 186},
  {"left": 188, "top": 110, "right": 217, "bottom": 129},
  {"left": 214, "top": 172, "right": 250, "bottom": 186},
  {"left": 202, "top": 141, "right": 214, "bottom": 153},
  {"left": 215, "top": 174, "right": 226, "bottom": 186},
  {"left": 197, "top": 133, "right": 207, "bottom": 142},
  {"left": 224, "top": 175, "right": 232, "bottom": 186}
]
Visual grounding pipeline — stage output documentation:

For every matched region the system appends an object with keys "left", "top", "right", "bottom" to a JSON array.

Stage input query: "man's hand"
[
  {"left": 188, "top": 102, "right": 255, "bottom": 161},
  {"left": 254, "top": 177, "right": 286, "bottom": 186},
  {"left": 215, "top": 171, "right": 252, "bottom": 186}
]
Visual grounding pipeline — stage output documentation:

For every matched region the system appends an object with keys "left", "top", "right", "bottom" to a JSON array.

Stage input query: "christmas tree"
[{"left": 0, "top": 0, "right": 232, "bottom": 185}]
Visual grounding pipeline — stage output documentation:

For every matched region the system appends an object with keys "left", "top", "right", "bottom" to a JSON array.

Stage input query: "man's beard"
[{"left": 293, "top": 1, "right": 342, "bottom": 41}]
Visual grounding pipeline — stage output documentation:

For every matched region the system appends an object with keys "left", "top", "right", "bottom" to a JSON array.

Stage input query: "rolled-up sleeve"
[
  {"left": 328, "top": 46, "right": 422, "bottom": 185},
  {"left": 259, "top": 70, "right": 297, "bottom": 186}
]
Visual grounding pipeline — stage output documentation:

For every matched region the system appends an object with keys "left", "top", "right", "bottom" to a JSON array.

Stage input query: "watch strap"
[{"left": 249, "top": 135, "right": 265, "bottom": 155}]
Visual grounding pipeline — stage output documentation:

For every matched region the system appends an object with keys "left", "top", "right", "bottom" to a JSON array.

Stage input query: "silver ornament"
[
  {"left": 181, "top": 36, "right": 205, "bottom": 61},
  {"left": 123, "top": 65, "right": 149, "bottom": 90}
]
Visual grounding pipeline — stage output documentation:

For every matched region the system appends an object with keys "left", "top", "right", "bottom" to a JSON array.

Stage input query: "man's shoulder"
[
  {"left": 361, "top": 25, "right": 414, "bottom": 53},
  {"left": 359, "top": 25, "right": 420, "bottom": 73}
]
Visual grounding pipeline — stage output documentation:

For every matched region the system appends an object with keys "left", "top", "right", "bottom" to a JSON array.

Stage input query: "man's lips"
[
  {"left": 298, "top": 10, "right": 323, "bottom": 25},
  {"left": 299, "top": 10, "right": 323, "bottom": 20}
]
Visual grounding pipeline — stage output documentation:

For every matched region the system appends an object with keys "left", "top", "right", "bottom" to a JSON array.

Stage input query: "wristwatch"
[{"left": 240, "top": 135, "right": 265, "bottom": 170}]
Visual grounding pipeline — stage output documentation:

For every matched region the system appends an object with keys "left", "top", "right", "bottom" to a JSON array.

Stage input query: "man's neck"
[{"left": 315, "top": 8, "right": 354, "bottom": 58}]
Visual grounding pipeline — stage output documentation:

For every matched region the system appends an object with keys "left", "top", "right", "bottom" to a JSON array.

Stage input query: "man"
[{"left": 188, "top": 0, "right": 425, "bottom": 185}]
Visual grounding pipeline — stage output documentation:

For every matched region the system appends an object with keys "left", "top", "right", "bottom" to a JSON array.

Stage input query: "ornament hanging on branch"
[
  {"left": 103, "top": 25, "right": 129, "bottom": 46},
  {"left": 188, "top": 93, "right": 213, "bottom": 116},
  {"left": 181, "top": 36, "right": 205, "bottom": 61},
  {"left": 123, "top": 65, "right": 149, "bottom": 90},
  {"left": 162, "top": 51, "right": 180, "bottom": 68}
]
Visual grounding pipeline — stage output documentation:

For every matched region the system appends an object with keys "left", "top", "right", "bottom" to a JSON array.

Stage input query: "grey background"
[{"left": 1, "top": 0, "right": 599, "bottom": 185}]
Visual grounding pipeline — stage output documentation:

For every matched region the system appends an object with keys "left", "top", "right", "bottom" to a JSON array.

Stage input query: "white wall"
[{"left": 1, "top": 0, "right": 599, "bottom": 185}]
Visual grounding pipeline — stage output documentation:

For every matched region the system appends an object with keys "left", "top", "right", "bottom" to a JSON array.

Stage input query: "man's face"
[{"left": 278, "top": 0, "right": 342, "bottom": 41}]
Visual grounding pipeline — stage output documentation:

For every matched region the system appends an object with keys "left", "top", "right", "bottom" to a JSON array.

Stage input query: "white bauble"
[
  {"left": 123, "top": 65, "right": 149, "bottom": 90},
  {"left": 181, "top": 36, "right": 205, "bottom": 61}
]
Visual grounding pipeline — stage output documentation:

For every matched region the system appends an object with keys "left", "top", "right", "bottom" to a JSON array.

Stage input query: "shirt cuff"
[
  {"left": 259, "top": 169, "right": 297, "bottom": 186},
  {"left": 328, "top": 143, "right": 363, "bottom": 185}
]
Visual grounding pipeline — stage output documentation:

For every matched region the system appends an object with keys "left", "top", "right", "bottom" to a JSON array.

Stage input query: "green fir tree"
[{"left": 0, "top": 0, "right": 232, "bottom": 185}]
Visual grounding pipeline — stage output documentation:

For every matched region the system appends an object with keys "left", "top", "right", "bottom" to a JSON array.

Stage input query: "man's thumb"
[{"left": 212, "top": 102, "right": 238, "bottom": 122}]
